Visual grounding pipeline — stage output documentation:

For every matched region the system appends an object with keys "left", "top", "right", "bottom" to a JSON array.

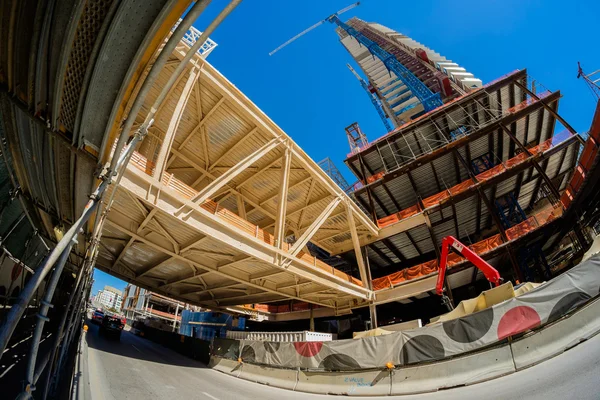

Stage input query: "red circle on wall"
[
  {"left": 293, "top": 341, "right": 323, "bottom": 357},
  {"left": 497, "top": 306, "right": 541, "bottom": 340}
]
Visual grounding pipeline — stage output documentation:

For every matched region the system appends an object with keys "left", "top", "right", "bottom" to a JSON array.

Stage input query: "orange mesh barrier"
[
  {"left": 449, "top": 179, "right": 474, "bottom": 196},
  {"left": 579, "top": 137, "right": 598, "bottom": 170},
  {"left": 569, "top": 165, "right": 586, "bottom": 193},
  {"left": 404, "top": 265, "right": 423, "bottom": 280},
  {"left": 423, "top": 191, "right": 450, "bottom": 209},
  {"left": 127, "top": 150, "right": 362, "bottom": 288},
  {"left": 367, "top": 171, "right": 385, "bottom": 184},
  {"left": 398, "top": 205, "right": 420, "bottom": 219},
  {"left": 372, "top": 275, "right": 398, "bottom": 291},
  {"left": 506, "top": 217, "right": 538, "bottom": 241},
  {"left": 446, "top": 252, "right": 465, "bottom": 267},
  {"left": 378, "top": 213, "right": 400, "bottom": 228},
  {"left": 504, "top": 152, "right": 529, "bottom": 169},
  {"left": 377, "top": 205, "right": 420, "bottom": 228},
  {"left": 507, "top": 97, "right": 536, "bottom": 114},
  {"left": 529, "top": 138, "right": 553, "bottom": 155},
  {"left": 534, "top": 205, "right": 560, "bottom": 226},
  {"left": 469, "top": 234, "right": 503, "bottom": 254},
  {"left": 420, "top": 260, "right": 438, "bottom": 275},
  {"left": 475, "top": 164, "right": 505, "bottom": 182}
]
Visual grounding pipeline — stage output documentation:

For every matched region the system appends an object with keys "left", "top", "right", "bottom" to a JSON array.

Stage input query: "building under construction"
[
  {"left": 329, "top": 18, "right": 595, "bottom": 319},
  {"left": 247, "top": 17, "right": 597, "bottom": 324}
]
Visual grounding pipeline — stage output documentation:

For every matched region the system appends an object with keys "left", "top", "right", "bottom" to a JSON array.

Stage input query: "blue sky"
[{"left": 93, "top": 0, "right": 600, "bottom": 291}]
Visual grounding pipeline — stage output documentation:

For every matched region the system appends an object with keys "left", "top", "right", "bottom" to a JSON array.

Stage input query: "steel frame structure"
[{"left": 329, "top": 15, "right": 443, "bottom": 112}]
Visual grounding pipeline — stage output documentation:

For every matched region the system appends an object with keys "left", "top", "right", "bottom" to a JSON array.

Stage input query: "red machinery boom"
[{"left": 435, "top": 236, "right": 502, "bottom": 295}]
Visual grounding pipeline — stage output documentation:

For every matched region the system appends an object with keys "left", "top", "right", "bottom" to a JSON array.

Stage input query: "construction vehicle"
[{"left": 435, "top": 236, "right": 503, "bottom": 309}]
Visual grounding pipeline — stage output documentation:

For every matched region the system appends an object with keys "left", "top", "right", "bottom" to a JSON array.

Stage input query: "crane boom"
[
  {"left": 347, "top": 64, "right": 393, "bottom": 132},
  {"left": 268, "top": 2, "right": 360, "bottom": 56}
]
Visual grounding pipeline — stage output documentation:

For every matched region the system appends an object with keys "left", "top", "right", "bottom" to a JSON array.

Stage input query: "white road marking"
[
  {"left": 131, "top": 344, "right": 142, "bottom": 353},
  {"left": 202, "top": 392, "right": 220, "bottom": 400},
  {"left": 0, "top": 363, "right": 15, "bottom": 378}
]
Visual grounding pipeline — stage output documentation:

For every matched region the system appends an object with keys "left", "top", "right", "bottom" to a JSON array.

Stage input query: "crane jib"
[{"left": 328, "top": 15, "right": 443, "bottom": 112}]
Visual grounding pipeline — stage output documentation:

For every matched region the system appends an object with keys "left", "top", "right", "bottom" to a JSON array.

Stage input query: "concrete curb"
[{"left": 210, "top": 297, "right": 600, "bottom": 396}]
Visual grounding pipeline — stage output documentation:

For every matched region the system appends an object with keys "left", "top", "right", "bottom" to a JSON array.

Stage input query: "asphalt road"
[{"left": 85, "top": 321, "right": 600, "bottom": 400}]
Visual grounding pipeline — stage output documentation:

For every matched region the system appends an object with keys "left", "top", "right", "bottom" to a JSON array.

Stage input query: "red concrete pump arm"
[{"left": 435, "top": 236, "right": 502, "bottom": 295}]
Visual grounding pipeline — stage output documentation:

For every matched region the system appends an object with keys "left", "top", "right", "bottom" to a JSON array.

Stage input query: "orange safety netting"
[
  {"left": 128, "top": 150, "right": 363, "bottom": 288},
  {"left": 529, "top": 138, "right": 554, "bottom": 155},
  {"left": 373, "top": 205, "right": 563, "bottom": 291},
  {"left": 449, "top": 178, "right": 474, "bottom": 196},
  {"left": 423, "top": 191, "right": 450, "bottom": 209},
  {"left": 506, "top": 217, "right": 538, "bottom": 241},
  {"left": 377, "top": 205, "right": 420, "bottom": 228},
  {"left": 475, "top": 164, "right": 505, "bottom": 182},
  {"left": 504, "top": 151, "right": 529, "bottom": 169},
  {"left": 469, "top": 234, "right": 503, "bottom": 254},
  {"left": 366, "top": 171, "right": 385, "bottom": 184}
]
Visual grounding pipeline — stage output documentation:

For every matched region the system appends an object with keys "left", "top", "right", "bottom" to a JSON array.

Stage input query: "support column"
[
  {"left": 369, "top": 303, "right": 378, "bottom": 330},
  {"left": 172, "top": 303, "right": 180, "bottom": 332},
  {"left": 154, "top": 67, "right": 199, "bottom": 181},
  {"left": 346, "top": 201, "right": 369, "bottom": 287},
  {"left": 309, "top": 305, "right": 315, "bottom": 332},
  {"left": 274, "top": 145, "right": 292, "bottom": 249}
]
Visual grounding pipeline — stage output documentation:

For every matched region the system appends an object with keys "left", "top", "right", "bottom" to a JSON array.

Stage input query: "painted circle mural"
[
  {"left": 400, "top": 335, "right": 445, "bottom": 365},
  {"left": 293, "top": 341, "right": 323, "bottom": 358},
  {"left": 263, "top": 341, "right": 280, "bottom": 353},
  {"left": 318, "top": 354, "right": 361, "bottom": 371},
  {"left": 443, "top": 307, "right": 494, "bottom": 343},
  {"left": 547, "top": 291, "right": 591, "bottom": 323},
  {"left": 497, "top": 306, "right": 541, "bottom": 340}
]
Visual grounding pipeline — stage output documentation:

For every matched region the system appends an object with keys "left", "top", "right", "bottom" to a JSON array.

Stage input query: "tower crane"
[
  {"left": 269, "top": 2, "right": 444, "bottom": 112},
  {"left": 347, "top": 64, "right": 393, "bottom": 132},
  {"left": 577, "top": 62, "right": 600, "bottom": 100}
]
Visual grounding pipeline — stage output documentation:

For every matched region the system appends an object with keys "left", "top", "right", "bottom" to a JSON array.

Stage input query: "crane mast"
[
  {"left": 328, "top": 14, "right": 443, "bottom": 112},
  {"left": 347, "top": 64, "right": 393, "bottom": 132}
]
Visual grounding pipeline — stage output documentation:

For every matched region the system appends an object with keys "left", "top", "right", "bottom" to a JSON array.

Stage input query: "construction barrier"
[
  {"left": 210, "top": 297, "right": 600, "bottom": 396},
  {"left": 389, "top": 345, "right": 515, "bottom": 395},
  {"left": 296, "top": 369, "right": 391, "bottom": 396},
  {"left": 239, "top": 363, "right": 298, "bottom": 390},
  {"left": 212, "top": 255, "right": 600, "bottom": 372},
  {"left": 510, "top": 295, "right": 600, "bottom": 370}
]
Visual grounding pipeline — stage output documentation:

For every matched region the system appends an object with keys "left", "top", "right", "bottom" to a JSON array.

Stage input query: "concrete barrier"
[
  {"left": 296, "top": 369, "right": 391, "bottom": 396},
  {"left": 209, "top": 356, "right": 241, "bottom": 377},
  {"left": 238, "top": 363, "right": 298, "bottom": 391},
  {"left": 390, "top": 345, "right": 515, "bottom": 395},
  {"left": 511, "top": 297, "right": 600, "bottom": 370},
  {"left": 208, "top": 297, "right": 600, "bottom": 396}
]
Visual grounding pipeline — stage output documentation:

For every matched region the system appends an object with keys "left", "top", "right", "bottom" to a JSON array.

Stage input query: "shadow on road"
[{"left": 85, "top": 318, "right": 207, "bottom": 369}]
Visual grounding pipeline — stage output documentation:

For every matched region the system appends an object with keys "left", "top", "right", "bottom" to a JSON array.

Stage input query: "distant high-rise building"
[
  {"left": 337, "top": 18, "right": 482, "bottom": 128},
  {"left": 95, "top": 285, "right": 123, "bottom": 311}
]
